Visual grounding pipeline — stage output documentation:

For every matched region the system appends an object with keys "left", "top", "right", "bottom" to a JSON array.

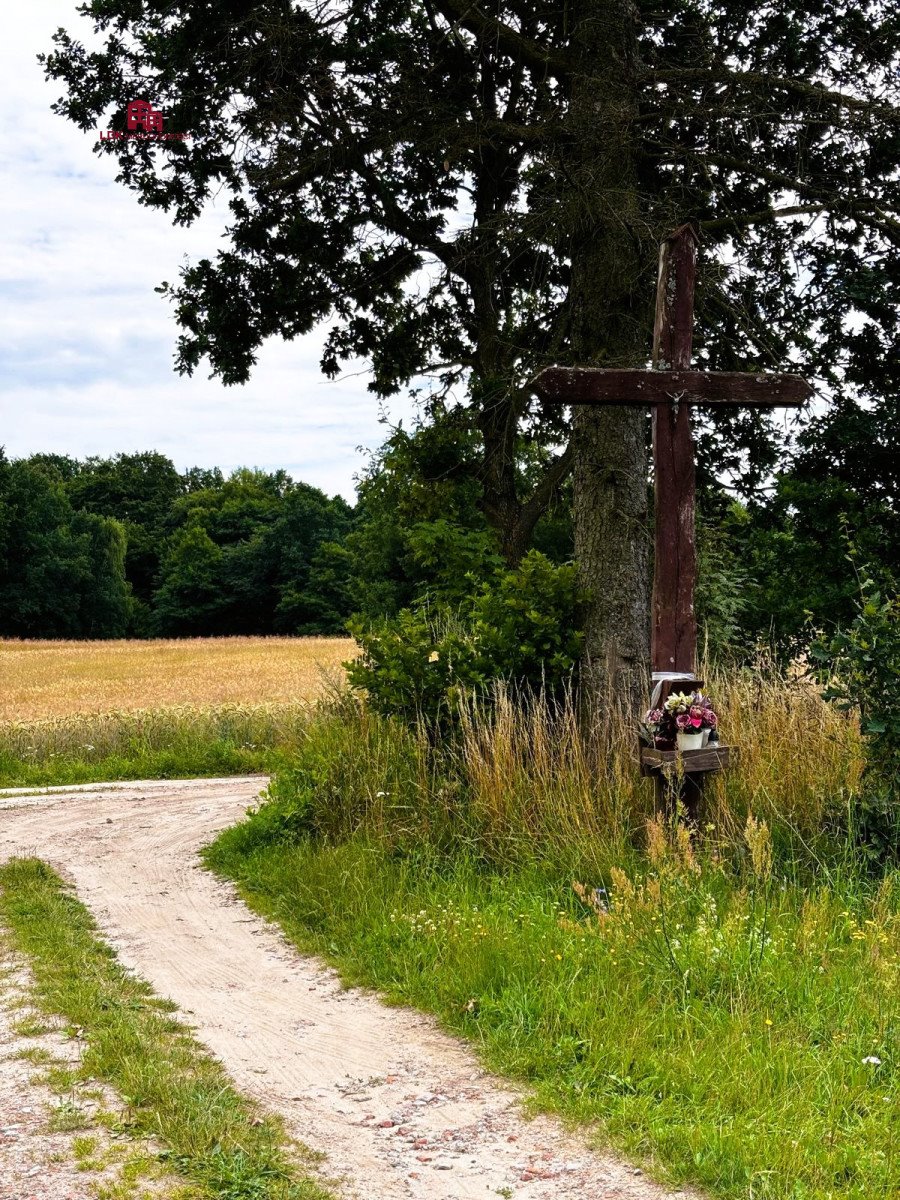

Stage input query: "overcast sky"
[{"left": 0, "top": 6, "right": 417, "bottom": 501}]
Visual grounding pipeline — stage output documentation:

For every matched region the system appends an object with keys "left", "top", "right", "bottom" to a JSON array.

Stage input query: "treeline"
[
  {"left": 2, "top": 404, "right": 898, "bottom": 655},
  {"left": 0, "top": 452, "right": 353, "bottom": 638}
]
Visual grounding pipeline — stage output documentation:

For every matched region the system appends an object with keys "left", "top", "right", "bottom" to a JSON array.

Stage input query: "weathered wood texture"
[
  {"left": 532, "top": 220, "right": 811, "bottom": 809},
  {"left": 651, "top": 226, "right": 699, "bottom": 674},
  {"left": 533, "top": 367, "right": 813, "bottom": 407},
  {"left": 640, "top": 744, "right": 737, "bottom": 776}
]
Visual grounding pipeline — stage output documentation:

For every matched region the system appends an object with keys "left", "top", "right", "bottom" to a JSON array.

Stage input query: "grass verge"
[
  {"left": 0, "top": 703, "right": 312, "bottom": 788},
  {"left": 204, "top": 803, "right": 900, "bottom": 1199},
  {"left": 0, "top": 857, "right": 333, "bottom": 1200}
]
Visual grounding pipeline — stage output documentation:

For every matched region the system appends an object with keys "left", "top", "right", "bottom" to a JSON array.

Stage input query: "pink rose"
[{"left": 675, "top": 712, "right": 691, "bottom": 730}]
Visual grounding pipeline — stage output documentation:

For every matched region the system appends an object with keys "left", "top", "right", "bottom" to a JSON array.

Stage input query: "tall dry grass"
[
  {"left": 266, "top": 662, "right": 863, "bottom": 867},
  {"left": 458, "top": 663, "right": 863, "bottom": 854}
]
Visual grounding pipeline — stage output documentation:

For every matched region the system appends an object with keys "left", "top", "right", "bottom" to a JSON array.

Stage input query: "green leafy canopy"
[{"left": 42, "top": 0, "right": 900, "bottom": 560}]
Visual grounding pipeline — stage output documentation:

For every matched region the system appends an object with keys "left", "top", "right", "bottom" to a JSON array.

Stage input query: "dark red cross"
[{"left": 534, "top": 224, "right": 813, "bottom": 682}]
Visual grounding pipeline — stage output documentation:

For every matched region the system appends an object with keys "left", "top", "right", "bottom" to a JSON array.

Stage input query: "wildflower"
[
  {"left": 863, "top": 1056, "right": 882, "bottom": 1066},
  {"left": 765, "top": 1018, "right": 773, "bottom": 1027}
]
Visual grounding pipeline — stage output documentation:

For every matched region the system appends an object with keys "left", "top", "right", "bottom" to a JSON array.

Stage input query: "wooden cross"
[{"left": 534, "top": 223, "right": 813, "bottom": 687}]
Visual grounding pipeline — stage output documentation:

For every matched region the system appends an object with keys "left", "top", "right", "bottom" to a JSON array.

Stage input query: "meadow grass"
[
  {"left": 206, "top": 832, "right": 900, "bottom": 1200},
  {"left": 0, "top": 703, "right": 309, "bottom": 787},
  {"left": 240, "top": 662, "right": 863, "bottom": 865},
  {"left": 201, "top": 676, "right": 894, "bottom": 1200},
  {"left": 0, "top": 636, "right": 355, "bottom": 786},
  {"left": 0, "top": 857, "right": 333, "bottom": 1200}
]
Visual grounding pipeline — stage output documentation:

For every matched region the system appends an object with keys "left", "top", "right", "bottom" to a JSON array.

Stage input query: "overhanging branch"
[
  {"left": 431, "top": 0, "right": 571, "bottom": 77},
  {"left": 700, "top": 201, "right": 897, "bottom": 234},
  {"left": 518, "top": 441, "right": 574, "bottom": 534},
  {"left": 648, "top": 66, "right": 900, "bottom": 127}
]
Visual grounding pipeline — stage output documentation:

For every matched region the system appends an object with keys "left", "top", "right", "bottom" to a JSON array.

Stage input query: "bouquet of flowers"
[{"left": 641, "top": 690, "right": 719, "bottom": 749}]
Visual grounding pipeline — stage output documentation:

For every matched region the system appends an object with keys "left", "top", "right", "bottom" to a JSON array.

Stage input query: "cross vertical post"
[{"left": 651, "top": 224, "right": 699, "bottom": 677}]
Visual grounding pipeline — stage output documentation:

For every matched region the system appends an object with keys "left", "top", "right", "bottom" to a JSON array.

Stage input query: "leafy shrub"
[
  {"left": 812, "top": 571, "right": 900, "bottom": 863},
  {"left": 347, "top": 550, "right": 582, "bottom": 723}
]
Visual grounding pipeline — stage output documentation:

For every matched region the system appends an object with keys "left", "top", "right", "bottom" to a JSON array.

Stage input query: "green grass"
[
  {"left": 204, "top": 812, "right": 900, "bottom": 1200},
  {"left": 0, "top": 858, "right": 333, "bottom": 1200},
  {"left": 0, "top": 743, "right": 286, "bottom": 789},
  {"left": 0, "top": 704, "right": 315, "bottom": 788}
]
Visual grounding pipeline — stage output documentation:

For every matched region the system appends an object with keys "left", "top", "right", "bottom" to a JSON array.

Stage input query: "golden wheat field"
[{"left": 0, "top": 637, "right": 356, "bottom": 721}]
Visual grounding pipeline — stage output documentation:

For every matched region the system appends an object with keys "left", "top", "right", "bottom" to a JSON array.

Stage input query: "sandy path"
[{"left": 0, "top": 779, "right": 690, "bottom": 1200}]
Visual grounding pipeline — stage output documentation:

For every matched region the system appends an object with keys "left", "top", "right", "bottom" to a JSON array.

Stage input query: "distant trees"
[
  {"left": 0, "top": 454, "right": 130, "bottom": 638},
  {"left": 3, "top": 418, "right": 897, "bottom": 654},
  {"left": 0, "top": 452, "right": 352, "bottom": 639},
  {"left": 154, "top": 469, "right": 353, "bottom": 636}
]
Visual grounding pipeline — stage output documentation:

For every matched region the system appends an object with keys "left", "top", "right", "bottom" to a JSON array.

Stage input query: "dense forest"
[
  {"left": 2, "top": 403, "right": 898, "bottom": 653},
  {"left": 0, "top": 451, "right": 352, "bottom": 638}
]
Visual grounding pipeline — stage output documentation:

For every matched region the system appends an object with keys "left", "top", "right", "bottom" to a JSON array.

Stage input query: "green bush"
[
  {"left": 812, "top": 571, "right": 900, "bottom": 863},
  {"left": 347, "top": 550, "right": 582, "bottom": 723}
]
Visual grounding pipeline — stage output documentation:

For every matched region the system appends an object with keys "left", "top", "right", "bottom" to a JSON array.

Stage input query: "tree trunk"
[{"left": 565, "top": 0, "right": 651, "bottom": 717}]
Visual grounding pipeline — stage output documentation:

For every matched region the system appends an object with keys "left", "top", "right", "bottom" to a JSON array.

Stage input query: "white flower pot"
[
  {"left": 677, "top": 731, "right": 704, "bottom": 751},
  {"left": 701, "top": 729, "right": 710, "bottom": 747}
]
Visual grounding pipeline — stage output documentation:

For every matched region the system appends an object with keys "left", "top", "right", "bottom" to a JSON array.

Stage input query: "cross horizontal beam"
[{"left": 534, "top": 367, "right": 813, "bottom": 407}]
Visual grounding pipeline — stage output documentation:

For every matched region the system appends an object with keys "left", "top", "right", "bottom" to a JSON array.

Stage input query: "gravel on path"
[{"left": 0, "top": 778, "right": 695, "bottom": 1200}]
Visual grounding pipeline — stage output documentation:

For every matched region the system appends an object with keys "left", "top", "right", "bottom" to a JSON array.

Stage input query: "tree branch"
[
  {"left": 648, "top": 67, "right": 900, "bottom": 126},
  {"left": 700, "top": 201, "right": 897, "bottom": 234},
  {"left": 431, "top": 0, "right": 571, "bottom": 77},
  {"left": 517, "top": 441, "right": 574, "bottom": 534}
]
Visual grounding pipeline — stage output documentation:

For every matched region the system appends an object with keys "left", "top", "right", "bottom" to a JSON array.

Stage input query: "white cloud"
[{"left": 0, "top": 5, "right": 415, "bottom": 499}]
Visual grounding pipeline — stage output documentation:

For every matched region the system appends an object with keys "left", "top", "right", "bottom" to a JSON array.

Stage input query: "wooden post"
[
  {"left": 651, "top": 225, "right": 700, "bottom": 818},
  {"left": 651, "top": 224, "right": 699, "bottom": 676}
]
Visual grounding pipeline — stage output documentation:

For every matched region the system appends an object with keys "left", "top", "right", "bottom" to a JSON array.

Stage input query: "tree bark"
[{"left": 565, "top": 0, "right": 652, "bottom": 716}]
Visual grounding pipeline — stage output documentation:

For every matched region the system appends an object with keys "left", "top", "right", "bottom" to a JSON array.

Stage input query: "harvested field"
[{"left": 0, "top": 637, "right": 355, "bottom": 721}]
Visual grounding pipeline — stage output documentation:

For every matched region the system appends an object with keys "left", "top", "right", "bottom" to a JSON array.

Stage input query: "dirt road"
[{"left": 0, "top": 779, "right": 690, "bottom": 1200}]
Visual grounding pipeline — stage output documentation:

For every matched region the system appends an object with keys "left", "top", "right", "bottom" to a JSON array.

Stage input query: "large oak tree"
[{"left": 44, "top": 0, "right": 900, "bottom": 700}]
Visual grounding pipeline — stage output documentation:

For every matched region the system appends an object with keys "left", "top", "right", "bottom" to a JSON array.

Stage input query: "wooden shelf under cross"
[
  {"left": 639, "top": 744, "right": 737, "bottom": 777},
  {"left": 638, "top": 742, "right": 738, "bottom": 822}
]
